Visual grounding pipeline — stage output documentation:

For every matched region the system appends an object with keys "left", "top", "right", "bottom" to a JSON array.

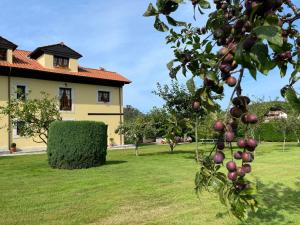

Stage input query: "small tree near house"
[
  {"left": 0, "top": 91, "right": 61, "bottom": 145},
  {"left": 115, "top": 116, "right": 155, "bottom": 156}
]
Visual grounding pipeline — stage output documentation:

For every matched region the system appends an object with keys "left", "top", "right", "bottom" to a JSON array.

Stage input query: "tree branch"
[{"left": 285, "top": 0, "right": 300, "bottom": 15}]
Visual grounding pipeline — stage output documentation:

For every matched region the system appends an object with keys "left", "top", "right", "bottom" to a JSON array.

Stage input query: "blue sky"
[{"left": 0, "top": 0, "right": 299, "bottom": 112}]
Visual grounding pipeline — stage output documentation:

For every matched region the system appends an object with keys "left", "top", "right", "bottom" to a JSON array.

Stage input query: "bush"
[
  {"left": 47, "top": 121, "right": 107, "bottom": 169},
  {"left": 257, "top": 122, "right": 297, "bottom": 142},
  {"left": 236, "top": 121, "right": 298, "bottom": 142}
]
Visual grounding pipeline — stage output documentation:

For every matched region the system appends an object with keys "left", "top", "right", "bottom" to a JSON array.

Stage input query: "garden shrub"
[
  {"left": 257, "top": 122, "right": 298, "bottom": 142},
  {"left": 48, "top": 121, "right": 107, "bottom": 169}
]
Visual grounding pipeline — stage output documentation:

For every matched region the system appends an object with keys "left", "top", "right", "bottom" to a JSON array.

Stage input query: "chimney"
[{"left": 99, "top": 67, "right": 105, "bottom": 71}]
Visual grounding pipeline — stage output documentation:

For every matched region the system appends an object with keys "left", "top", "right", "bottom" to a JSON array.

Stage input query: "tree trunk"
[
  {"left": 135, "top": 142, "right": 139, "bottom": 156},
  {"left": 282, "top": 133, "right": 286, "bottom": 152},
  {"left": 195, "top": 116, "right": 200, "bottom": 162},
  {"left": 169, "top": 142, "right": 174, "bottom": 153}
]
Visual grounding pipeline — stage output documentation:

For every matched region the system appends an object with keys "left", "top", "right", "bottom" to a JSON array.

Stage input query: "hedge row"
[
  {"left": 48, "top": 121, "right": 107, "bottom": 169},
  {"left": 256, "top": 122, "right": 298, "bottom": 142}
]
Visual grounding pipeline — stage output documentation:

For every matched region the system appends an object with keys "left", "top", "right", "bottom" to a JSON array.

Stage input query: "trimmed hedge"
[
  {"left": 47, "top": 121, "right": 107, "bottom": 169},
  {"left": 257, "top": 122, "right": 298, "bottom": 142}
]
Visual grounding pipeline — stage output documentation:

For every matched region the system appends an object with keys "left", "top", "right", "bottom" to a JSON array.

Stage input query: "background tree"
[
  {"left": 246, "top": 98, "right": 289, "bottom": 142},
  {"left": 146, "top": 107, "right": 169, "bottom": 137},
  {"left": 272, "top": 117, "right": 294, "bottom": 151},
  {"left": 123, "top": 105, "right": 144, "bottom": 122},
  {"left": 144, "top": 0, "right": 300, "bottom": 220},
  {"left": 115, "top": 116, "right": 155, "bottom": 156},
  {"left": 0, "top": 91, "right": 61, "bottom": 145}
]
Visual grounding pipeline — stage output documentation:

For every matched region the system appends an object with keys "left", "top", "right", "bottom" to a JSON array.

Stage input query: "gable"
[
  {"left": 29, "top": 43, "right": 82, "bottom": 59},
  {"left": 0, "top": 36, "right": 18, "bottom": 50}
]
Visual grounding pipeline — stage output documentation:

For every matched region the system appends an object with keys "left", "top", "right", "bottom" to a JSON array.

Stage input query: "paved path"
[{"left": 0, "top": 145, "right": 135, "bottom": 157}]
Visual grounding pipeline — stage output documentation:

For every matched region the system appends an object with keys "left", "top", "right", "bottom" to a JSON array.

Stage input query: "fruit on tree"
[
  {"left": 230, "top": 107, "right": 243, "bottom": 118},
  {"left": 237, "top": 139, "right": 247, "bottom": 148},
  {"left": 213, "top": 151, "right": 225, "bottom": 164},
  {"left": 246, "top": 113, "right": 258, "bottom": 124},
  {"left": 247, "top": 138, "right": 258, "bottom": 150},
  {"left": 192, "top": 101, "right": 201, "bottom": 110},
  {"left": 234, "top": 151, "right": 243, "bottom": 160},
  {"left": 225, "top": 76, "right": 237, "bottom": 87},
  {"left": 225, "top": 131, "right": 235, "bottom": 142},
  {"left": 237, "top": 167, "right": 246, "bottom": 177},
  {"left": 242, "top": 152, "right": 251, "bottom": 162},
  {"left": 228, "top": 171, "right": 238, "bottom": 181},
  {"left": 232, "top": 96, "right": 251, "bottom": 106},
  {"left": 217, "top": 141, "right": 225, "bottom": 150},
  {"left": 214, "top": 120, "right": 225, "bottom": 132},
  {"left": 204, "top": 78, "right": 215, "bottom": 87},
  {"left": 243, "top": 36, "right": 256, "bottom": 51},
  {"left": 226, "top": 161, "right": 237, "bottom": 172},
  {"left": 242, "top": 164, "right": 252, "bottom": 173}
]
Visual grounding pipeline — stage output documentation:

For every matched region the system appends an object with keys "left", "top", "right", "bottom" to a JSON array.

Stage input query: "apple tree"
[
  {"left": 144, "top": 0, "right": 300, "bottom": 220},
  {"left": 0, "top": 91, "right": 61, "bottom": 145}
]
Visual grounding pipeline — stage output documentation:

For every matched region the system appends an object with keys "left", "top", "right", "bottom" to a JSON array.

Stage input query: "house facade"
[
  {"left": 0, "top": 36, "right": 131, "bottom": 151},
  {"left": 264, "top": 106, "right": 288, "bottom": 122}
]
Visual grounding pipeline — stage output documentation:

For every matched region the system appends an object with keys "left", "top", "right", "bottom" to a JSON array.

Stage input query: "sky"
[{"left": 0, "top": 0, "right": 299, "bottom": 112}]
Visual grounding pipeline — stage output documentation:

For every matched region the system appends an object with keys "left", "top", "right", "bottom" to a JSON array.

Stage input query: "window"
[
  {"left": 0, "top": 48, "right": 7, "bottom": 61},
  {"left": 54, "top": 56, "right": 69, "bottom": 68},
  {"left": 98, "top": 91, "right": 110, "bottom": 103},
  {"left": 16, "top": 121, "right": 25, "bottom": 136},
  {"left": 16, "top": 85, "right": 26, "bottom": 101},
  {"left": 59, "top": 88, "right": 72, "bottom": 111}
]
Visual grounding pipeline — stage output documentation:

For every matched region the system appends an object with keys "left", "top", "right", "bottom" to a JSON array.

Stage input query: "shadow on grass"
[
  {"left": 216, "top": 179, "right": 300, "bottom": 224},
  {"left": 105, "top": 160, "right": 127, "bottom": 165}
]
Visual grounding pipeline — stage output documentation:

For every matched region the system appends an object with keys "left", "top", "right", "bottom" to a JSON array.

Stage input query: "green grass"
[{"left": 0, "top": 142, "right": 300, "bottom": 225}]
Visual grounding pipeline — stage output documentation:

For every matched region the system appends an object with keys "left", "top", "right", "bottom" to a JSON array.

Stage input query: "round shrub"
[{"left": 47, "top": 121, "right": 107, "bottom": 169}]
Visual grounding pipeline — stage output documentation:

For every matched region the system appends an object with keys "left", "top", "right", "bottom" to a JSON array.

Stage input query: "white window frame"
[
  {"left": 97, "top": 90, "right": 111, "bottom": 104},
  {"left": 13, "top": 121, "right": 25, "bottom": 139},
  {"left": 58, "top": 85, "right": 75, "bottom": 113},
  {"left": 14, "top": 83, "right": 28, "bottom": 100}
]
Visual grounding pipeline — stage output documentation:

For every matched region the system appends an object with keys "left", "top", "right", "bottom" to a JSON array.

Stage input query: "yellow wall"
[
  {"left": 7, "top": 49, "right": 13, "bottom": 63},
  {"left": 37, "top": 54, "right": 53, "bottom": 69},
  {"left": 0, "top": 76, "right": 124, "bottom": 150},
  {"left": 37, "top": 54, "right": 78, "bottom": 72},
  {"left": 69, "top": 58, "right": 78, "bottom": 72},
  {"left": 0, "top": 76, "right": 9, "bottom": 150}
]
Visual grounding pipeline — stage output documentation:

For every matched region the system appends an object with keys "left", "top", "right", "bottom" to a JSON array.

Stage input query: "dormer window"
[
  {"left": 54, "top": 56, "right": 69, "bottom": 68},
  {"left": 0, "top": 48, "right": 7, "bottom": 61}
]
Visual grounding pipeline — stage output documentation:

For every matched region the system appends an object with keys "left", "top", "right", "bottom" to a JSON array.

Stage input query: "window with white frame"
[
  {"left": 59, "top": 87, "right": 72, "bottom": 111},
  {"left": 98, "top": 91, "right": 110, "bottom": 103}
]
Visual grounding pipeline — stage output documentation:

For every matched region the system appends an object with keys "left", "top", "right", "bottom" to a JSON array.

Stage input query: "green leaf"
[
  {"left": 186, "top": 78, "right": 196, "bottom": 95},
  {"left": 205, "top": 42, "right": 213, "bottom": 53},
  {"left": 285, "top": 88, "right": 300, "bottom": 113},
  {"left": 253, "top": 25, "right": 283, "bottom": 47},
  {"left": 154, "top": 16, "right": 169, "bottom": 32},
  {"left": 250, "top": 42, "right": 275, "bottom": 75},
  {"left": 167, "top": 60, "right": 175, "bottom": 71},
  {"left": 199, "top": 0, "right": 210, "bottom": 9},
  {"left": 166, "top": 16, "right": 186, "bottom": 26},
  {"left": 265, "top": 14, "right": 279, "bottom": 26},
  {"left": 143, "top": 3, "right": 158, "bottom": 17}
]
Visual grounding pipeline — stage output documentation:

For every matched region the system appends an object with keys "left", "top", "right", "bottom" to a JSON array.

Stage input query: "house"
[
  {"left": 0, "top": 36, "right": 131, "bottom": 151},
  {"left": 264, "top": 106, "right": 288, "bottom": 122}
]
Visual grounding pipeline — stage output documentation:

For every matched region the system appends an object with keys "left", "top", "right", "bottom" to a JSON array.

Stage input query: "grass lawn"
[{"left": 0, "top": 142, "right": 300, "bottom": 225}]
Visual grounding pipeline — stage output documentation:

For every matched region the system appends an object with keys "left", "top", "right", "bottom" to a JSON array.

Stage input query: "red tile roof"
[{"left": 0, "top": 50, "right": 131, "bottom": 84}]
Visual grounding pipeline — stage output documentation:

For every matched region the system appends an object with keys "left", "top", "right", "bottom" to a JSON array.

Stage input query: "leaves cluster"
[
  {"left": 0, "top": 91, "right": 61, "bottom": 144},
  {"left": 195, "top": 155, "right": 258, "bottom": 221}
]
